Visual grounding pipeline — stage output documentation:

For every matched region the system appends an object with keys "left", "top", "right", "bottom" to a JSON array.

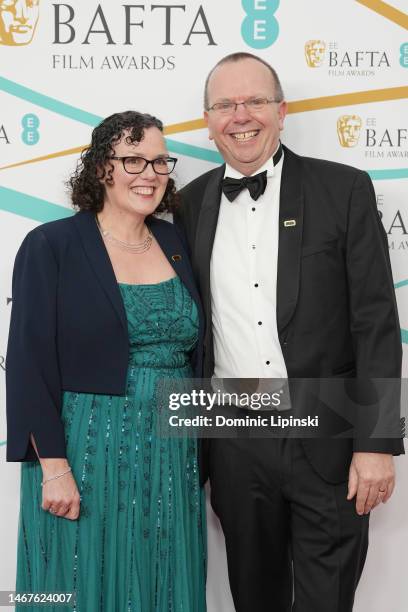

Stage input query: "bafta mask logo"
[
  {"left": 305, "top": 40, "right": 326, "bottom": 67},
  {"left": 337, "top": 115, "right": 363, "bottom": 148},
  {"left": 0, "top": 0, "right": 40, "bottom": 46}
]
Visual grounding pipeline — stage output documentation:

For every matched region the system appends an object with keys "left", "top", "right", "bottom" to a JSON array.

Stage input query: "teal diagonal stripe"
[
  {"left": 0, "top": 186, "right": 73, "bottom": 223},
  {"left": 0, "top": 76, "right": 101, "bottom": 126},
  {"left": 394, "top": 280, "right": 408, "bottom": 344},
  {"left": 368, "top": 168, "right": 408, "bottom": 181},
  {"left": 0, "top": 76, "right": 223, "bottom": 163},
  {"left": 165, "top": 138, "right": 223, "bottom": 164},
  {"left": 394, "top": 279, "right": 408, "bottom": 290}
]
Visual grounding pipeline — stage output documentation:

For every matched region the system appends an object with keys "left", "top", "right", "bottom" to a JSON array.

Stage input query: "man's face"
[
  {"left": 205, "top": 59, "right": 287, "bottom": 176},
  {"left": 0, "top": 0, "right": 40, "bottom": 46}
]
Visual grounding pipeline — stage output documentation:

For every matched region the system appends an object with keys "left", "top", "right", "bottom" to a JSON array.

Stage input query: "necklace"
[{"left": 96, "top": 216, "right": 153, "bottom": 254}]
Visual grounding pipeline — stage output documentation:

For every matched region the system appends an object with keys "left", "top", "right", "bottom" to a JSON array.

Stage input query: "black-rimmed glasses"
[{"left": 110, "top": 156, "right": 178, "bottom": 175}]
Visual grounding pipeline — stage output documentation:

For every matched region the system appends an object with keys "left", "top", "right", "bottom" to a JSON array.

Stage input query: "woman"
[{"left": 6, "top": 111, "right": 206, "bottom": 611}]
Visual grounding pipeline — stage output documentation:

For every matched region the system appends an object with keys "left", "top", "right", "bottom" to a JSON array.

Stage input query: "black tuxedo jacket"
[
  {"left": 6, "top": 210, "right": 204, "bottom": 462},
  {"left": 176, "top": 145, "right": 404, "bottom": 484}
]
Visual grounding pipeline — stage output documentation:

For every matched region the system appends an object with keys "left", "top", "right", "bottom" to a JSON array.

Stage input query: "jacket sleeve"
[
  {"left": 345, "top": 171, "right": 404, "bottom": 455},
  {"left": 6, "top": 229, "right": 67, "bottom": 461}
]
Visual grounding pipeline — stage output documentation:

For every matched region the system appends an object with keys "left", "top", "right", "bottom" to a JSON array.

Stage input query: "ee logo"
[
  {"left": 400, "top": 43, "right": 408, "bottom": 68},
  {"left": 241, "top": 0, "right": 279, "bottom": 49},
  {"left": 21, "top": 114, "right": 40, "bottom": 145}
]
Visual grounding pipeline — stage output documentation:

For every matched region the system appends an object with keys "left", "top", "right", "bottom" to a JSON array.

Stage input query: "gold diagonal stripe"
[
  {"left": 2, "top": 86, "right": 408, "bottom": 171},
  {"left": 287, "top": 86, "right": 408, "bottom": 113},
  {"left": 164, "top": 118, "right": 205, "bottom": 134},
  {"left": 0, "top": 120, "right": 207, "bottom": 171},
  {"left": 356, "top": 0, "right": 408, "bottom": 30},
  {"left": 0, "top": 145, "right": 88, "bottom": 171}
]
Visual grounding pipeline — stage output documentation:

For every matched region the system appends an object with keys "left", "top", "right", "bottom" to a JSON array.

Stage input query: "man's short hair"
[{"left": 204, "top": 52, "right": 284, "bottom": 110}]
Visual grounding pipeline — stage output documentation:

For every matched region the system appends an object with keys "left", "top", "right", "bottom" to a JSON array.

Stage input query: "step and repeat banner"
[{"left": 1, "top": 1, "right": 407, "bottom": 610}]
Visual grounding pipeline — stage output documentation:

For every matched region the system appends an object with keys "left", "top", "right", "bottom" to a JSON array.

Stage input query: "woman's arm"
[
  {"left": 6, "top": 229, "right": 80, "bottom": 519},
  {"left": 6, "top": 228, "right": 67, "bottom": 462}
]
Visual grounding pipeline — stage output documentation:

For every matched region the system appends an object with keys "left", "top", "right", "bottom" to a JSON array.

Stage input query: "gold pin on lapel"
[
  {"left": 283, "top": 219, "right": 296, "bottom": 228},
  {"left": 172, "top": 254, "right": 182, "bottom": 262}
]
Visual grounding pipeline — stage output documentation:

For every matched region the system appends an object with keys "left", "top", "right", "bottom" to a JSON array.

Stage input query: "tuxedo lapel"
[
  {"left": 193, "top": 164, "right": 225, "bottom": 320},
  {"left": 277, "top": 147, "right": 304, "bottom": 334},
  {"left": 73, "top": 210, "right": 128, "bottom": 333}
]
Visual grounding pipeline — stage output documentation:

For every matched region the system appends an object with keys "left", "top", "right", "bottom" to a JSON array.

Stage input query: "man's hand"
[{"left": 347, "top": 452, "right": 395, "bottom": 515}]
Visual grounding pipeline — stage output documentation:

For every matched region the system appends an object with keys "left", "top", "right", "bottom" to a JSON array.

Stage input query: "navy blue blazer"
[{"left": 6, "top": 210, "right": 204, "bottom": 462}]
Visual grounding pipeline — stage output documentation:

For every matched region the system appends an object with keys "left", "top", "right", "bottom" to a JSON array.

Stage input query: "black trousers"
[{"left": 209, "top": 437, "right": 369, "bottom": 612}]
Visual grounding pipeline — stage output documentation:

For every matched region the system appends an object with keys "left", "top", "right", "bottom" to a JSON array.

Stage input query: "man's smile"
[{"left": 229, "top": 130, "right": 260, "bottom": 143}]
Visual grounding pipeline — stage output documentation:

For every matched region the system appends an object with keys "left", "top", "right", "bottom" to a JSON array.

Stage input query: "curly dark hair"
[{"left": 68, "top": 110, "right": 178, "bottom": 215}]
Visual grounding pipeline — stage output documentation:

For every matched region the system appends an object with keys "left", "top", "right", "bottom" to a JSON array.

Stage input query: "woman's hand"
[{"left": 40, "top": 459, "right": 81, "bottom": 520}]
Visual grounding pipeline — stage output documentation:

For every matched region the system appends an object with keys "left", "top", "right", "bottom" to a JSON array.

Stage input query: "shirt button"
[
  {"left": 258, "top": 321, "right": 262, "bottom": 326},
  {"left": 252, "top": 245, "right": 256, "bottom": 250},
  {"left": 252, "top": 207, "right": 256, "bottom": 211},
  {"left": 254, "top": 283, "right": 259, "bottom": 288},
  {"left": 266, "top": 361, "right": 270, "bottom": 365}
]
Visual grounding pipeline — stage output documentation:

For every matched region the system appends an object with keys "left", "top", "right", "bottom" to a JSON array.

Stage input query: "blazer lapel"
[
  {"left": 193, "top": 164, "right": 225, "bottom": 320},
  {"left": 147, "top": 217, "right": 202, "bottom": 317},
  {"left": 73, "top": 211, "right": 128, "bottom": 332},
  {"left": 277, "top": 147, "right": 304, "bottom": 334},
  {"left": 148, "top": 217, "right": 205, "bottom": 377}
]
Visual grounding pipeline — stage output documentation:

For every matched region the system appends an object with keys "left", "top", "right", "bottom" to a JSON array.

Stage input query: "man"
[{"left": 176, "top": 52, "right": 403, "bottom": 611}]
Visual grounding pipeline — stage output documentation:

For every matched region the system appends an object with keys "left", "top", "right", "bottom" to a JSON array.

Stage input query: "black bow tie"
[
  {"left": 222, "top": 171, "right": 267, "bottom": 202},
  {"left": 222, "top": 143, "right": 283, "bottom": 202}
]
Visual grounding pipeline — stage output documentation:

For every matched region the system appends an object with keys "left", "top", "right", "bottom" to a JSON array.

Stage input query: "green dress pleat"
[{"left": 16, "top": 276, "right": 207, "bottom": 611}]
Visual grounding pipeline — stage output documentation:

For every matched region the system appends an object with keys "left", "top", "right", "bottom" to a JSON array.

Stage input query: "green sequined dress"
[{"left": 16, "top": 276, "right": 207, "bottom": 611}]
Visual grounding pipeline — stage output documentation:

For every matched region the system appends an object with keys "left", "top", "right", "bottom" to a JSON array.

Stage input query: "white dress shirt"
[{"left": 210, "top": 149, "right": 288, "bottom": 379}]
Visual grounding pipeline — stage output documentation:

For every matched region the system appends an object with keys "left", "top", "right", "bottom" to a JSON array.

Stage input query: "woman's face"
[{"left": 103, "top": 126, "right": 170, "bottom": 218}]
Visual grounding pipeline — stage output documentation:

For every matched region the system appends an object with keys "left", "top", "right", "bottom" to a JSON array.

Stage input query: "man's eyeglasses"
[
  {"left": 109, "top": 156, "right": 178, "bottom": 175},
  {"left": 207, "top": 97, "right": 281, "bottom": 115}
]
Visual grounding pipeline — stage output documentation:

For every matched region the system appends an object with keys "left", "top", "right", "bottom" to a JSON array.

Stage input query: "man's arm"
[{"left": 344, "top": 170, "right": 403, "bottom": 513}]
